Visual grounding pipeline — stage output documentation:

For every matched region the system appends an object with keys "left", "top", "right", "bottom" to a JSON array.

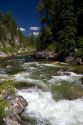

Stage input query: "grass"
[
  {"left": 0, "top": 80, "right": 16, "bottom": 96},
  {"left": 0, "top": 102, "right": 6, "bottom": 125}
]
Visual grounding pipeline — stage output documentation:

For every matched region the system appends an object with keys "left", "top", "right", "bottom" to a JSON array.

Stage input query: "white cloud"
[
  {"left": 20, "top": 28, "right": 25, "bottom": 32},
  {"left": 32, "top": 32, "right": 39, "bottom": 36},
  {"left": 30, "top": 26, "right": 39, "bottom": 31}
]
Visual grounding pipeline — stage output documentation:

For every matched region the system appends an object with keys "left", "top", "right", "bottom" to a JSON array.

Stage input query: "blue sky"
[{"left": 0, "top": 0, "right": 40, "bottom": 36}]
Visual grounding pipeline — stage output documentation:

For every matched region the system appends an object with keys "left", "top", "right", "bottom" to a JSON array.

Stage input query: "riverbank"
[
  {"left": 0, "top": 50, "right": 35, "bottom": 60},
  {"left": 0, "top": 80, "right": 28, "bottom": 125},
  {"left": 35, "top": 50, "right": 83, "bottom": 65}
]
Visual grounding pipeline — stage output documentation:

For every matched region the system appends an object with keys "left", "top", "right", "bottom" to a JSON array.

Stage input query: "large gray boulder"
[
  {"left": 65, "top": 56, "right": 83, "bottom": 65},
  {"left": 65, "top": 56, "right": 75, "bottom": 63},
  {"left": 7, "top": 96, "right": 28, "bottom": 115},
  {"left": 35, "top": 51, "right": 58, "bottom": 59},
  {"left": 4, "top": 96, "right": 28, "bottom": 125},
  {"left": 76, "top": 58, "right": 82, "bottom": 65}
]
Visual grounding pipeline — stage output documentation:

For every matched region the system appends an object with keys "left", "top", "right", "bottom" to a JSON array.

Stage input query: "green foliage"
[
  {"left": 38, "top": 0, "right": 83, "bottom": 58},
  {"left": 57, "top": 0, "right": 77, "bottom": 55},
  {"left": 73, "top": 37, "right": 83, "bottom": 57},
  {"left": 47, "top": 42, "right": 57, "bottom": 51},
  {"left": 0, "top": 11, "right": 38, "bottom": 53},
  {"left": 74, "top": 48, "right": 83, "bottom": 57},
  {"left": 0, "top": 102, "right": 6, "bottom": 125},
  {"left": 0, "top": 80, "right": 16, "bottom": 96},
  {"left": 78, "top": 37, "right": 83, "bottom": 49}
]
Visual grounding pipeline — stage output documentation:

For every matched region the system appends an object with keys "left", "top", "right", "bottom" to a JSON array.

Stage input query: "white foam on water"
[
  {"left": 23, "top": 62, "right": 40, "bottom": 66},
  {"left": 42, "top": 63, "right": 63, "bottom": 67},
  {"left": 0, "top": 74, "right": 10, "bottom": 80},
  {"left": 14, "top": 72, "right": 30, "bottom": 81},
  {"left": 14, "top": 72, "right": 45, "bottom": 87},
  {"left": 17, "top": 88, "right": 83, "bottom": 125},
  {"left": 60, "top": 62, "right": 69, "bottom": 65},
  {"left": 48, "top": 72, "right": 83, "bottom": 84},
  {"left": 28, "top": 67, "right": 37, "bottom": 70},
  {"left": 6, "top": 65, "right": 13, "bottom": 69},
  {"left": 21, "top": 62, "right": 41, "bottom": 70},
  {"left": 68, "top": 72, "right": 83, "bottom": 76}
]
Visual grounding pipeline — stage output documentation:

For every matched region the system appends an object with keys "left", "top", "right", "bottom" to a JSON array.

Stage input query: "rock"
[
  {"left": 45, "top": 51, "right": 58, "bottom": 59},
  {"left": 65, "top": 56, "right": 83, "bottom": 65},
  {"left": 76, "top": 58, "right": 82, "bottom": 65},
  {"left": 4, "top": 96, "right": 28, "bottom": 125},
  {"left": 35, "top": 51, "right": 46, "bottom": 59},
  {"left": 65, "top": 56, "right": 75, "bottom": 63},
  {"left": 35, "top": 51, "right": 58, "bottom": 60},
  {"left": 0, "top": 51, "right": 8, "bottom": 58},
  {"left": 4, "top": 117, "right": 21, "bottom": 125},
  {"left": 80, "top": 77, "right": 83, "bottom": 85},
  {"left": 7, "top": 96, "right": 28, "bottom": 115},
  {"left": 15, "top": 37, "right": 20, "bottom": 45}
]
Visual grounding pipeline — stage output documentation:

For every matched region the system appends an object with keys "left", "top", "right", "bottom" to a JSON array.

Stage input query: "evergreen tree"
[
  {"left": 38, "top": 0, "right": 83, "bottom": 58},
  {"left": 57, "top": 0, "right": 77, "bottom": 56}
]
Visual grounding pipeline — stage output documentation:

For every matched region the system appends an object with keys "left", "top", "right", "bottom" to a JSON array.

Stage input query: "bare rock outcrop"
[{"left": 4, "top": 96, "right": 28, "bottom": 125}]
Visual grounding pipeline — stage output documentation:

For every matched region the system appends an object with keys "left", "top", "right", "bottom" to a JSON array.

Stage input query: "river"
[{"left": 0, "top": 55, "right": 83, "bottom": 125}]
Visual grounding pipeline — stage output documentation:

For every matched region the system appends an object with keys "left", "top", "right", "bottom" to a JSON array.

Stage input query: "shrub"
[
  {"left": 47, "top": 43, "right": 57, "bottom": 51},
  {"left": 0, "top": 80, "right": 16, "bottom": 96},
  {"left": 74, "top": 48, "right": 83, "bottom": 58}
]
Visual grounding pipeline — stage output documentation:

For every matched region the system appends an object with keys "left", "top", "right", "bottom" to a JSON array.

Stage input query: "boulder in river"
[
  {"left": 35, "top": 51, "right": 58, "bottom": 59},
  {"left": 4, "top": 96, "right": 28, "bottom": 125},
  {"left": 65, "top": 56, "right": 75, "bottom": 63},
  {"left": 65, "top": 56, "right": 83, "bottom": 65},
  {"left": 76, "top": 58, "right": 82, "bottom": 65}
]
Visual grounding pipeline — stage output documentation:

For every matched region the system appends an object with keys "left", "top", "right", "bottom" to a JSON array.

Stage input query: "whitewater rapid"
[
  {"left": 13, "top": 61, "right": 83, "bottom": 125},
  {"left": 0, "top": 56, "right": 83, "bottom": 125},
  {"left": 17, "top": 88, "right": 83, "bottom": 125}
]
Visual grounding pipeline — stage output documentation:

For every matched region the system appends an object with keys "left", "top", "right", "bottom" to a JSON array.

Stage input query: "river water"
[{"left": 0, "top": 55, "right": 83, "bottom": 125}]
